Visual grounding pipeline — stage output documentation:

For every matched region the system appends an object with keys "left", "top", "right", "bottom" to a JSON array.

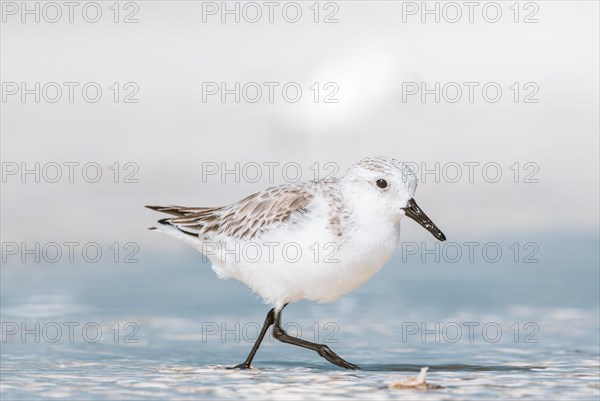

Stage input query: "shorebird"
[{"left": 146, "top": 156, "right": 446, "bottom": 369}]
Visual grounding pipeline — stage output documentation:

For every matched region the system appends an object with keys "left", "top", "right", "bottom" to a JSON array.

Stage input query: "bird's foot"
[
  {"left": 318, "top": 345, "right": 360, "bottom": 370},
  {"left": 226, "top": 362, "right": 252, "bottom": 370}
]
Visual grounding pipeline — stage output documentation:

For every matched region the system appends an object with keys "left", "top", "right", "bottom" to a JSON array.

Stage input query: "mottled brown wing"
[{"left": 146, "top": 185, "right": 314, "bottom": 240}]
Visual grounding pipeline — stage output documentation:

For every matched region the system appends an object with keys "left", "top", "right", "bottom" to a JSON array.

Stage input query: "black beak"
[{"left": 403, "top": 198, "right": 446, "bottom": 241}]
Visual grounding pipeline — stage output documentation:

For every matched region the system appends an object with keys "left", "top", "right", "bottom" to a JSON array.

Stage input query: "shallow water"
[
  {"left": 1, "top": 236, "right": 599, "bottom": 400},
  {"left": 2, "top": 311, "right": 600, "bottom": 400},
  {"left": 2, "top": 302, "right": 599, "bottom": 400}
]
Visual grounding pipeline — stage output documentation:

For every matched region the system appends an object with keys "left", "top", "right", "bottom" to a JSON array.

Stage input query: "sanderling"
[{"left": 146, "top": 156, "right": 446, "bottom": 370}]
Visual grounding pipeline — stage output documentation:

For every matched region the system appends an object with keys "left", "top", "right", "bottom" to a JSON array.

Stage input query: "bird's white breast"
[{"left": 194, "top": 195, "right": 401, "bottom": 309}]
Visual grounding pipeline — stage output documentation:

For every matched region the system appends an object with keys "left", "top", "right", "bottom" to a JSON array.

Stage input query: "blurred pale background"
[{"left": 2, "top": 2, "right": 598, "bottom": 242}]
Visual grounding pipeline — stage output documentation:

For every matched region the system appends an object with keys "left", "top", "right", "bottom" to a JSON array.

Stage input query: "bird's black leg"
[
  {"left": 227, "top": 308, "right": 275, "bottom": 369},
  {"left": 272, "top": 306, "right": 359, "bottom": 370}
]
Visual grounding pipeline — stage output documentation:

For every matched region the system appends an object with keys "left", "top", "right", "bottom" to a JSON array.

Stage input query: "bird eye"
[{"left": 376, "top": 179, "right": 388, "bottom": 189}]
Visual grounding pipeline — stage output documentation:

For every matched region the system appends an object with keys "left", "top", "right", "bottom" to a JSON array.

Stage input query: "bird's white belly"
[{"left": 206, "top": 221, "right": 401, "bottom": 308}]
